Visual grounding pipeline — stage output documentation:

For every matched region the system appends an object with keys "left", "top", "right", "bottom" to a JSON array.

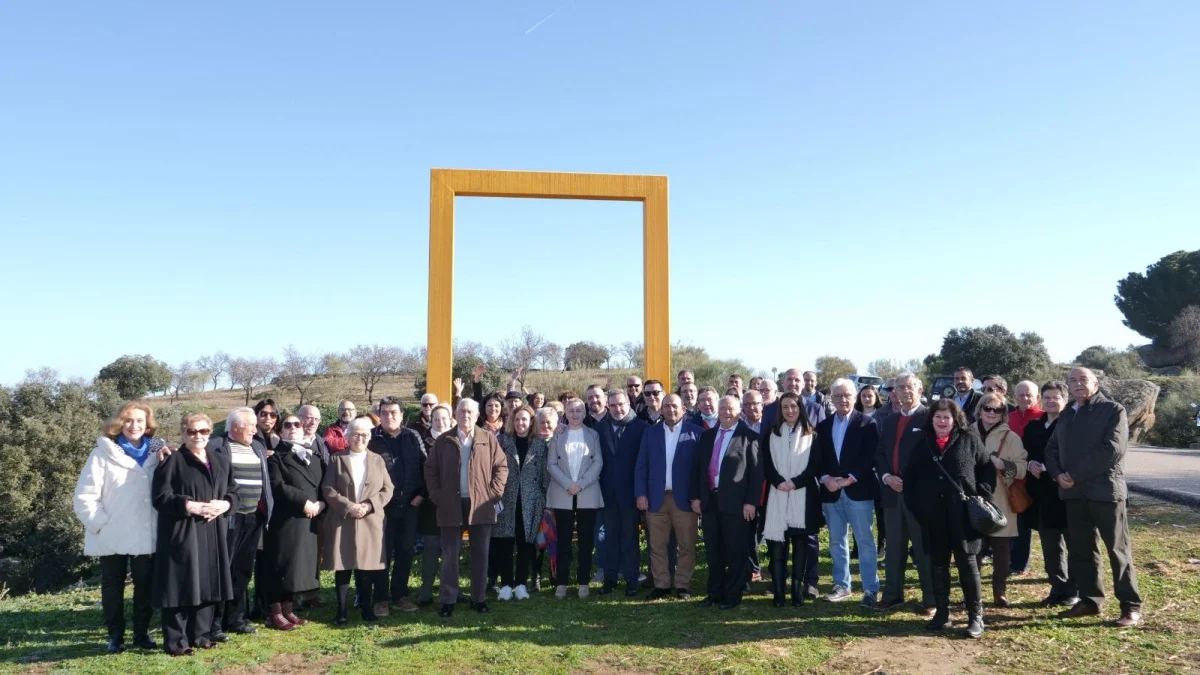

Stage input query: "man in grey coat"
[
  {"left": 874, "top": 372, "right": 935, "bottom": 615},
  {"left": 1045, "top": 367, "right": 1143, "bottom": 628}
]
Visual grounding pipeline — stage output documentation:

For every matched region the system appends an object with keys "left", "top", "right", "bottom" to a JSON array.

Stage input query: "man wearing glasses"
[
  {"left": 210, "top": 406, "right": 274, "bottom": 639},
  {"left": 323, "top": 400, "right": 358, "bottom": 453},
  {"left": 407, "top": 393, "right": 439, "bottom": 445},
  {"left": 981, "top": 375, "right": 1017, "bottom": 413},
  {"left": 637, "top": 380, "right": 666, "bottom": 425},
  {"left": 626, "top": 376, "right": 647, "bottom": 415}
]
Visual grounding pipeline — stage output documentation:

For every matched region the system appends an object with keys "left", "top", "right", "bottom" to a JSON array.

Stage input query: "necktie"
[
  {"left": 892, "top": 414, "right": 910, "bottom": 475},
  {"left": 709, "top": 428, "right": 728, "bottom": 490}
]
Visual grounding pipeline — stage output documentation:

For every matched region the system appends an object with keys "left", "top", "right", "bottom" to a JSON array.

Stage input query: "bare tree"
[
  {"left": 169, "top": 361, "right": 205, "bottom": 403},
  {"left": 321, "top": 351, "right": 349, "bottom": 378},
  {"left": 23, "top": 367, "right": 60, "bottom": 387},
  {"left": 621, "top": 341, "right": 644, "bottom": 369},
  {"left": 499, "top": 326, "right": 546, "bottom": 377},
  {"left": 279, "top": 346, "right": 322, "bottom": 406},
  {"left": 538, "top": 342, "right": 564, "bottom": 370},
  {"left": 867, "top": 358, "right": 903, "bottom": 381},
  {"left": 229, "top": 357, "right": 278, "bottom": 405},
  {"left": 196, "top": 352, "right": 230, "bottom": 391},
  {"left": 348, "top": 344, "right": 403, "bottom": 403}
]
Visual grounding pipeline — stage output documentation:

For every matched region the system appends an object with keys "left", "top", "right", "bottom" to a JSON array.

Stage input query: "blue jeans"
[{"left": 823, "top": 492, "right": 879, "bottom": 594}]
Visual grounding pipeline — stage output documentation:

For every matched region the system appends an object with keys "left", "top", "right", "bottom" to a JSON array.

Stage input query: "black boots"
[
  {"left": 927, "top": 566, "right": 952, "bottom": 630},
  {"left": 769, "top": 542, "right": 788, "bottom": 607},
  {"left": 790, "top": 536, "right": 807, "bottom": 607},
  {"left": 965, "top": 602, "right": 985, "bottom": 639}
]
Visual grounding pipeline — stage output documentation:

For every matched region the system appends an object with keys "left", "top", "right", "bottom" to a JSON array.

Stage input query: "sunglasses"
[
  {"left": 258, "top": 411, "right": 278, "bottom": 418},
  {"left": 644, "top": 390, "right": 664, "bottom": 397},
  {"left": 185, "top": 428, "right": 212, "bottom": 436},
  {"left": 421, "top": 402, "right": 437, "bottom": 407},
  {"left": 981, "top": 405, "right": 1006, "bottom": 414},
  {"left": 282, "top": 421, "right": 302, "bottom": 429}
]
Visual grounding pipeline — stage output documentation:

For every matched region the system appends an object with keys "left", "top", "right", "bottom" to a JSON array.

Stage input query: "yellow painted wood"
[
  {"left": 426, "top": 168, "right": 671, "bottom": 402},
  {"left": 426, "top": 174, "right": 456, "bottom": 403}
]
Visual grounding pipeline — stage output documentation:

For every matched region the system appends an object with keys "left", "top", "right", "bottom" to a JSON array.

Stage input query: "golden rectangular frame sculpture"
[{"left": 427, "top": 168, "right": 670, "bottom": 403}]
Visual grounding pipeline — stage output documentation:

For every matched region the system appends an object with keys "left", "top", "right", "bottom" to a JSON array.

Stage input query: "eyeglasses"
[
  {"left": 644, "top": 390, "right": 663, "bottom": 397},
  {"left": 282, "top": 421, "right": 302, "bottom": 429},
  {"left": 185, "top": 428, "right": 212, "bottom": 436},
  {"left": 982, "top": 386, "right": 1000, "bottom": 394},
  {"left": 981, "top": 405, "right": 1006, "bottom": 414},
  {"left": 349, "top": 432, "right": 371, "bottom": 439},
  {"left": 421, "top": 402, "right": 437, "bottom": 407},
  {"left": 258, "top": 411, "right": 278, "bottom": 418},
  {"left": 300, "top": 416, "right": 320, "bottom": 422}
]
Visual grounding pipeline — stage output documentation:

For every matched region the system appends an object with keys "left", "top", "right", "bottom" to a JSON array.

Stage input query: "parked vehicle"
[
  {"left": 846, "top": 374, "right": 884, "bottom": 391},
  {"left": 930, "top": 376, "right": 983, "bottom": 401}
]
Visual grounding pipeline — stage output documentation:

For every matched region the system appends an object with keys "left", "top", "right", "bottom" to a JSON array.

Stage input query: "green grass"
[{"left": 2, "top": 495, "right": 1197, "bottom": 674}]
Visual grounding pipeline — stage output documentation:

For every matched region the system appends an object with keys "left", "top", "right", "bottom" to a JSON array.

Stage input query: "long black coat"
[
  {"left": 262, "top": 443, "right": 324, "bottom": 594},
  {"left": 902, "top": 429, "right": 995, "bottom": 556},
  {"left": 152, "top": 448, "right": 240, "bottom": 609},
  {"left": 1022, "top": 415, "right": 1067, "bottom": 530}
]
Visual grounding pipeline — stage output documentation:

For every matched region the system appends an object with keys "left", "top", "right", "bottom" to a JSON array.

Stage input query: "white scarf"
[{"left": 763, "top": 426, "right": 812, "bottom": 542}]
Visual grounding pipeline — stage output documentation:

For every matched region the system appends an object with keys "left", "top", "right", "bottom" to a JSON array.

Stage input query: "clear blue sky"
[{"left": 2, "top": 1, "right": 1198, "bottom": 385}]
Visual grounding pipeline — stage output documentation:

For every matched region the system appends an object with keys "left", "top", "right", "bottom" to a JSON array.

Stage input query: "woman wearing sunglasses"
[
  {"left": 151, "top": 413, "right": 238, "bottom": 656},
  {"left": 974, "top": 392, "right": 1028, "bottom": 608},
  {"left": 73, "top": 402, "right": 167, "bottom": 654},
  {"left": 261, "top": 415, "right": 326, "bottom": 630}
]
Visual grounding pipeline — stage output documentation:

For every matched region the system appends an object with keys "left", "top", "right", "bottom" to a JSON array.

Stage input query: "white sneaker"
[
  {"left": 578, "top": 584, "right": 590, "bottom": 599},
  {"left": 514, "top": 584, "right": 530, "bottom": 600},
  {"left": 555, "top": 585, "right": 568, "bottom": 599},
  {"left": 497, "top": 585, "right": 513, "bottom": 601}
]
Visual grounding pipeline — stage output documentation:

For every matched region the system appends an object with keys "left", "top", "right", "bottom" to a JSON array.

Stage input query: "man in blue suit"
[
  {"left": 595, "top": 390, "right": 649, "bottom": 597},
  {"left": 816, "top": 378, "right": 882, "bottom": 607},
  {"left": 636, "top": 393, "right": 703, "bottom": 600},
  {"left": 761, "top": 367, "right": 827, "bottom": 599}
]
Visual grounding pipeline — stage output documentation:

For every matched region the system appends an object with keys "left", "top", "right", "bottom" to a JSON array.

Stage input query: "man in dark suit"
[
  {"left": 596, "top": 390, "right": 649, "bottom": 597},
  {"left": 816, "top": 379, "right": 881, "bottom": 607},
  {"left": 690, "top": 395, "right": 763, "bottom": 609},
  {"left": 951, "top": 367, "right": 984, "bottom": 422},
  {"left": 636, "top": 394, "right": 703, "bottom": 599},
  {"left": 1046, "top": 367, "right": 1143, "bottom": 628},
  {"left": 874, "top": 373, "right": 935, "bottom": 614},
  {"left": 761, "top": 367, "right": 827, "bottom": 599},
  {"left": 686, "top": 386, "right": 720, "bottom": 429}
]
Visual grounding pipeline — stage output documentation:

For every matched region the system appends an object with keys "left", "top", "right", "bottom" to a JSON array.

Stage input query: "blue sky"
[{"left": 2, "top": 1, "right": 1198, "bottom": 385}]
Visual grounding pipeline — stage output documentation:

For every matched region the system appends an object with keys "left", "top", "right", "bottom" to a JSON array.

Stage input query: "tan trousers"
[{"left": 647, "top": 492, "right": 698, "bottom": 590}]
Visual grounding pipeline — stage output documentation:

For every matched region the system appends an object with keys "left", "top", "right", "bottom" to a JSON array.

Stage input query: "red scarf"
[{"left": 934, "top": 434, "right": 951, "bottom": 454}]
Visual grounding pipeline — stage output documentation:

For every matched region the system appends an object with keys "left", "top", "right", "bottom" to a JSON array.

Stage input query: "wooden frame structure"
[{"left": 427, "top": 168, "right": 670, "bottom": 402}]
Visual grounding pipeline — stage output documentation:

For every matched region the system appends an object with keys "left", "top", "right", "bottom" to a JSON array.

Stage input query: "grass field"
[{"left": 1, "top": 495, "right": 1197, "bottom": 674}]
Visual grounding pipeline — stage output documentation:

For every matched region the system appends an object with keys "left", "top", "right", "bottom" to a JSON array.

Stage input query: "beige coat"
[
  {"left": 321, "top": 450, "right": 393, "bottom": 571},
  {"left": 983, "top": 422, "right": 1028, "bottom": 538},
  {"left": 425, "top": 428, "right": 509, "bottom": 527},
  {"left": 546, "top": 426, "right": 604, "bottom": 510}
]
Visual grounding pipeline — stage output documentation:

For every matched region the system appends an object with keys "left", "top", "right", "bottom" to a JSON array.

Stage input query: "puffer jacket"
[{"left": 73, "top": 435, "right": 165, "bottom": 556}]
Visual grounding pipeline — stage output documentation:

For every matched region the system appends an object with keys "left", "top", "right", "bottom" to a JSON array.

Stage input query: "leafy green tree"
[
  {"left": 814, "top": 356, "right": 857, "bottom": 391},
  {"left": 0, "top": 377, "right": 109, "bottom": 593},
  {"left": 1115, "top": 249, "right": 1200, "bottom": 342},
  {"left": 937, "top": 325, "right": 1054, "bottom": 385},
  {"left": 1074, "top": 345, "right": 1148, "bottom": 378},
  {"left": 413, "top": 356, "right": 507, "bottom": 399},
  {"left": 96, "top": 354, "right": 172, "bottom": 399}
]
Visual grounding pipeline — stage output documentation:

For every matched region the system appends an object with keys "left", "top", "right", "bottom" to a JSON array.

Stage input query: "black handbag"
[{"left": 929, "top": 445, "right": 1007, "bottom": 536}]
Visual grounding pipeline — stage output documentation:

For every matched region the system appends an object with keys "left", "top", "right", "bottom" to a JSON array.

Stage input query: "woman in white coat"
[
  {"left": 544, "top": 401, "right": 604, "bottom": 600},
  {"left": 73, "top": 402, "right": 167, "bottom": 653}
]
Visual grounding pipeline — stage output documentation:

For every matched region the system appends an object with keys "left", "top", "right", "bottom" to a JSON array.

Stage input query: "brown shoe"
[
  {"left": 373, "top": 601, "right": 390, "bottom": 618},
  {"left": 393, "top": 598, "right": 419, "bottom": 613},
  {"left": 994, "top": 595, "right": 1010, "bottom": 608},
  {"left": 1059, "top": 601, "right": 1100, "bottom": 619},
  {"left": 1114, "top": 610, "right": 1142, "bottom": 628}
]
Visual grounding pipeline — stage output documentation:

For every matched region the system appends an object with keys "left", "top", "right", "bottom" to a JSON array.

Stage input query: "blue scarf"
[{"left": 117, "top": 434, "right": 150, "bottom": 466}]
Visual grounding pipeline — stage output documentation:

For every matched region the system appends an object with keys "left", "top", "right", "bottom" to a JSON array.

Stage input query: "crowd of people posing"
[{"left": 72, "top": 364, "right": 1143, "bottom": 655}]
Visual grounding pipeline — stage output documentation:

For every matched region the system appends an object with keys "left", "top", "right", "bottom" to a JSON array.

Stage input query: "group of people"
[{"left": 73, "top": 363, "right": 1143, "bottom": 654}]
